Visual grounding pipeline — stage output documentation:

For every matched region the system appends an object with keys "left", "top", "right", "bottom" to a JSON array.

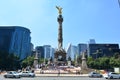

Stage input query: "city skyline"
[{"left": 0, "top": 0, "right": 120, "bottom": 48}]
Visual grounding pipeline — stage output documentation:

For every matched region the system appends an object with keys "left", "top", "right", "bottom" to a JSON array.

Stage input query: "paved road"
[
  {"left": 0, "top": 75, "right": 108, "bottom": 80},
  {"left": 0, "top": 75, "right": 120, "bottom": 80}
]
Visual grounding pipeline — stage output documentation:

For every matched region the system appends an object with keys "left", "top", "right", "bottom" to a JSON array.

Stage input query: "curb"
[{"left": 35, "top": 74, "right": 88, "bottom": 77}]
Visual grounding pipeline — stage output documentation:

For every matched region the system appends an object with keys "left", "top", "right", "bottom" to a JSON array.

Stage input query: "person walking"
[{"left": 58, "top": 70, "right": 60, "bottom": 76}]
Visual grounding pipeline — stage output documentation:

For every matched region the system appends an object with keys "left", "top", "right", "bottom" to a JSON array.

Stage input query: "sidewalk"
[{"left": 35, "top": 73, "right": 88, "bottom": 77}]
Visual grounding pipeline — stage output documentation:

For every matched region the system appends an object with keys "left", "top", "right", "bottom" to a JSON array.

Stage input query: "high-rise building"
[
  {"left": 35, "top": 45, "right": 55, "bottom": 60},
  {"left": 66, "top": 43, "right": 72, "bottom": 60},
  {"left": 44, "top": 45, "right": 51, "bottom": 59},
  {"left": 30, "top": 43, "right": 34, "bottom": 51},
  {"left": 66, "top": 43, "right": 78, "bottom": 61},
  {"left": 88, "top": 44, "right": 119, "bottom": 58},
  {"left": 88, "top": 39, "right": 96, "bottom": 44},
  {"left": 77, "top": 43, "right": 87, "bottom": 55},
  {"left": 0, "top": 26, "right": 31, "bottom": 60},
  {"left": 35, "top": 46, "right": 44, "bottom": 58},
  {"left": 87, "top": 39, "right": 96, "bottom": 57},
  {"left": 72, "top": 46, "right": 78, "bottom": 61},
  {"left": 30, "top": 43, "right": 34, "bottom": 55},
  {"left": 51, "top": 48, "right": 55, "bottom": 59}
]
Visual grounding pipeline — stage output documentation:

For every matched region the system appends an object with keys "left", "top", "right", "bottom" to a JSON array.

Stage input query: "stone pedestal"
[
  {"left": 54, "top": 49, "right": 66, "bottom": 66},
  {"left": 48, "top": 59, "right": 51, "bottom": 64},
  {"left": 33, "top": 52, "right": 38, "bottom": 69},
  {"left": 81, "top": 52, "right": 88, "bottom": 70},
  {"left": 75, "top": 60, "right": 78, "bottom": 67},
  {"left": 75, "top": 54, "right": 78, "bottom": 66},
  {"left": 81, "top": 58, "right": 87, "bottom": 70},
  {"left": 67, "top": 61, "right": 71, "bottom": 67}
]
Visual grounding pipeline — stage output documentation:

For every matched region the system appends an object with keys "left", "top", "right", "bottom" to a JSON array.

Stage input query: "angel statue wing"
[{"left": 56, "top": 6, "right": 62, "bottom": 15}]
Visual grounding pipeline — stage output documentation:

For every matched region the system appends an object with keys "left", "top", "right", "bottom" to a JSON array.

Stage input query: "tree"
[
  {"left": 0, "top": 51, "right": 20, "bottom": 70},
  {"left": 7, "top": 53, "right": 20, "bottom": 70},
  {"left": 99, "top": 57, "right": 110, "bottom": 69},
  {"left": 110, "top": 57, "right": 120, "bottom": 68},
  {"left": 114, "top": 52, "right": 120, "bottom": 59},
  {"left": 87, "top": 57, "right": 94, "bottom": 68},
  {"left": 87, "top": 57, "right": 110, "bottom": 69},
  {"left": 21, "top": 56, "right": 34, "bottom": 68},
  {"left": 0, "top": 51, "right": 8, "bottom": 69},
  {"left": 38, "top": 58, "right": 44, "bottom": 64}
]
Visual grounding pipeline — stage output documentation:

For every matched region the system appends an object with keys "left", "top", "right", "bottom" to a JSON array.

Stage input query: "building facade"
[
  {"left": 0, "top": 26, "right": 31, "bottom": 60},
  {"left": 35, "top": 45, "right": 55, "bottom": 61},
  {"left": 66, "top": 43, "right": 78, "bottom": 61},
  {"left": 77, "top": 43, "right": 87, "bottom": 55},
  {"left": 88, "top": 44, "right": 119, "bottom": 58},
  {"left": 88, "top": 39, "right": 96, "bottom": 44},
  {"left": 35, "top": 46, "right": 44, "bottom": 58},
  {"left": 51, "top": 48, "right": 55, "bottom": 60},
  {"left": 44, "top": 45, "right": 51, "bottom": 59}
]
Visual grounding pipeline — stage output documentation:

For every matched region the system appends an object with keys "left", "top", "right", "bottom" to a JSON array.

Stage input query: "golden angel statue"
[{"left": 56, "top": 6, "right": 62, "bottom": 15}]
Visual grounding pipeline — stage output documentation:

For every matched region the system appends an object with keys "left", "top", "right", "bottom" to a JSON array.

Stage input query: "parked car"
[
  {"left": 88, "top": 72, "right": 103, "bottom": 78},
  {"left": 19, "top": 71, "right": 35, "bottom": 77},
  {"left": 108, "top": 72, "right": 120, "bottom": 79},
  {"left": 4, "top": 71, "right": 21, "bottom": 78}
]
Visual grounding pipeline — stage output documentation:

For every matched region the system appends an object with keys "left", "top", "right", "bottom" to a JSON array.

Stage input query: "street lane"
[{"left": 0, "top": 75, "right": 108, "bottom": 80}]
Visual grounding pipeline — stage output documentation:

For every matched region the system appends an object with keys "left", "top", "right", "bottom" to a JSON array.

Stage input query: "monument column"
[
  {"left": 58, "top": 15, "right": 63, "bottom": 50},
  {"left": 56, "top": 6, "right": 63, "bottom": 50},
  {"left": 54, "top": 6, "right": 66, "bottom": 65}
]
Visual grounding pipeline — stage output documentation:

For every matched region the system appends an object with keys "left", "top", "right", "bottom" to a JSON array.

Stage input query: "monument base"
[
  {"left": 33, "top": 59, "right": 38, "bottom": 69},
  {"left": 54, "top": 49, "right": 67, "bottom": 66}
]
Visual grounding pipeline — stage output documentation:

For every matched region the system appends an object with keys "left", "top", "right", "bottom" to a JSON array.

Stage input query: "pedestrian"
[
  {"left": 0, "top": 70, "right": 1, "bottom": 74},
  {"left": 76, "top": 70, "right": 77, "bottom": 75},
  {"left": 58, "top": 70, "right": 60, "bottom": 76},
  {"left": 80, "top": 70, "right": 83, "bottom": 75}
]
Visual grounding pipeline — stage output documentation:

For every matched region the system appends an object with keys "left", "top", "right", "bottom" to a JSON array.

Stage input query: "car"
[
  {"left": 88, "top": 72, "right": 103, "bottom": 78},
  {"left": 4, "top": 71, "right": 21, "bottom": 78},
  {"left": 20, "top": 71, "right": 35, "bottom": 77},
  {"left": 108, "top": 72, "right": 120, "bottom": 79}
]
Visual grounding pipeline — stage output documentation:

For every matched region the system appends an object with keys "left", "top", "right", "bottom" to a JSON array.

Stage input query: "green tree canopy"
[{"left": 21, "top": 56, "right": 34, "bottom": 68}]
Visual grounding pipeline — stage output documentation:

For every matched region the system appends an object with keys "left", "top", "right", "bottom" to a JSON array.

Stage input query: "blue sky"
[{"left": 0, "top": 0, "right": 120, "bottom": 48}]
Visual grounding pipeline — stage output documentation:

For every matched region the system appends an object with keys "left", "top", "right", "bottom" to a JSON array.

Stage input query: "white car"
[
  {"left": 88, "top": 72, "right": 103, "bottom": 78},
  {"left": 20, "top": 71, "right": 35, "bottom": 77},
  {"left": 4, "top": 71, "right": 21, "bottom": 78},
  {"left": 108, "top": 72, "right": 120, "bottom": 79}
]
